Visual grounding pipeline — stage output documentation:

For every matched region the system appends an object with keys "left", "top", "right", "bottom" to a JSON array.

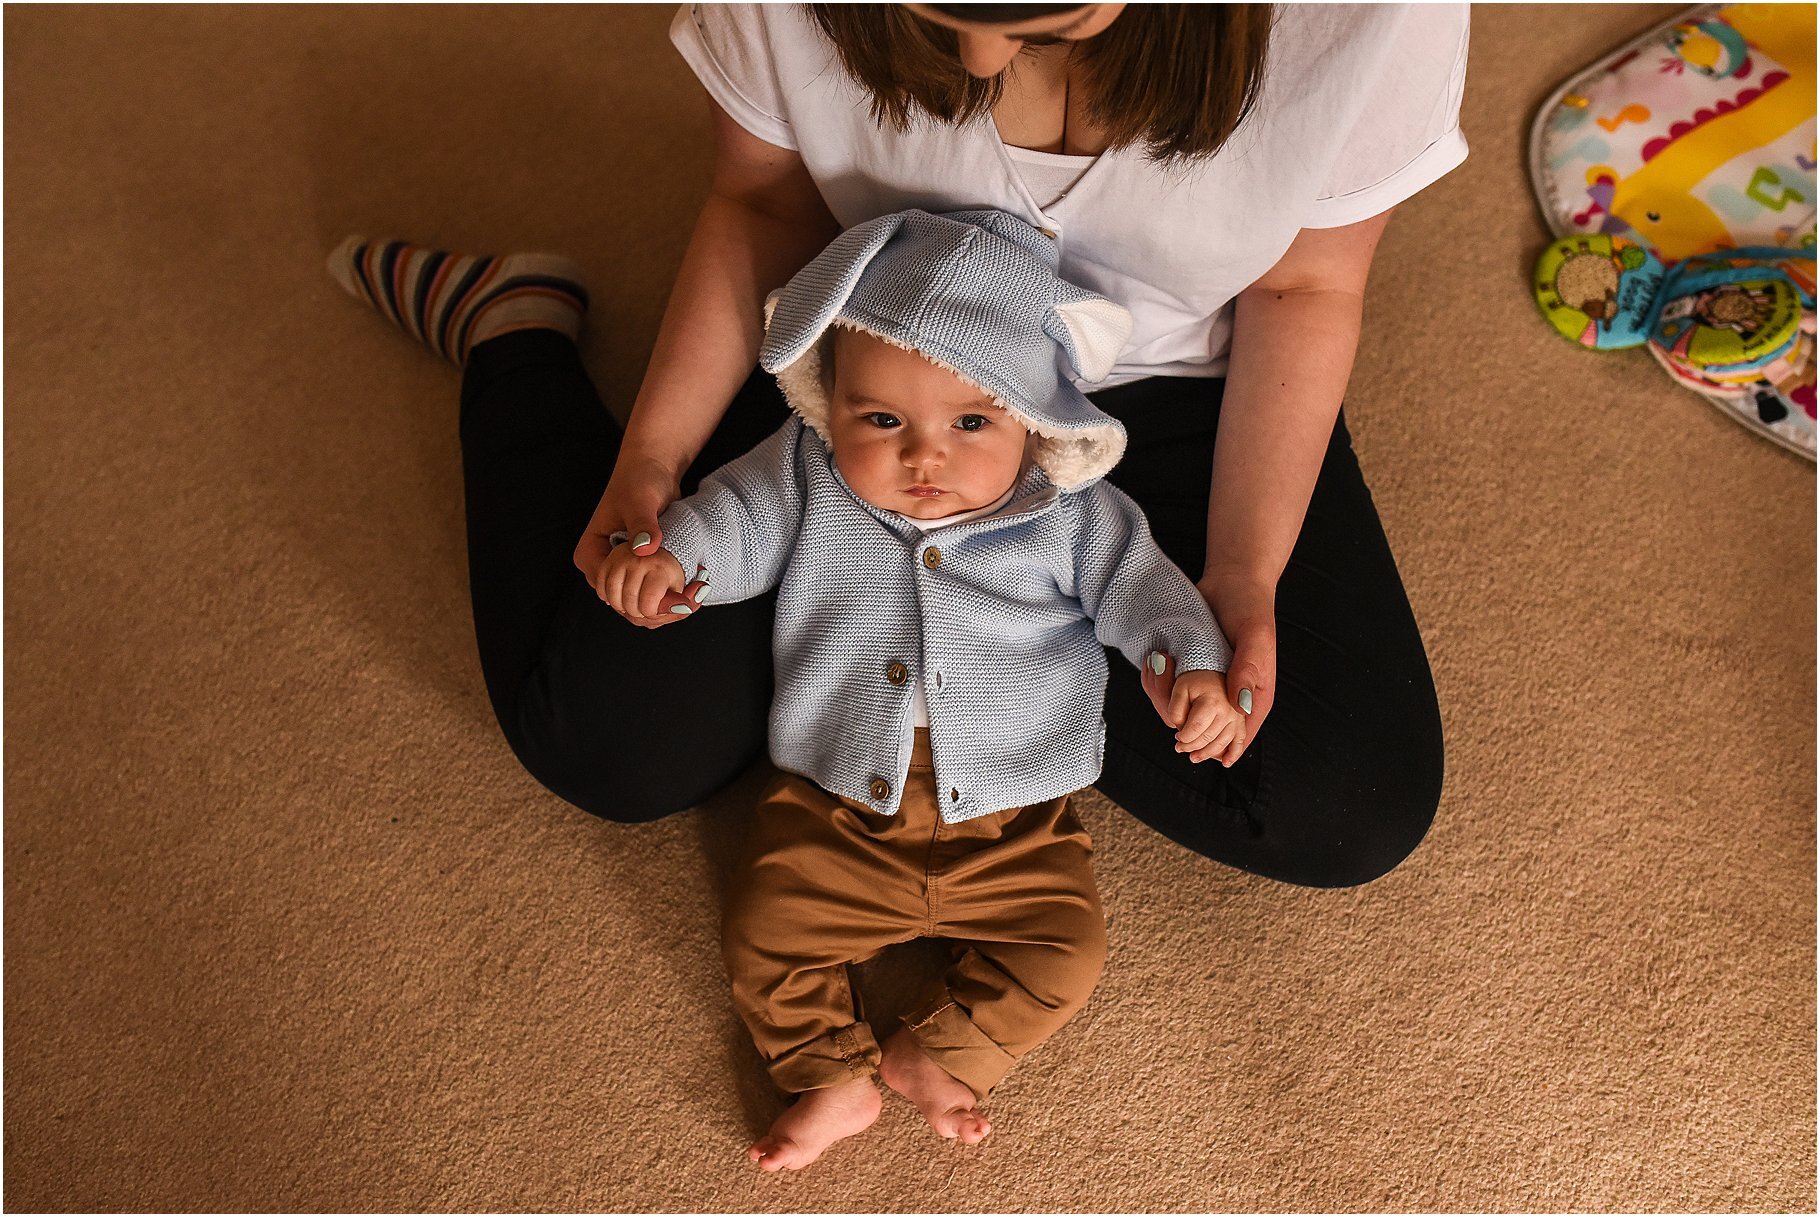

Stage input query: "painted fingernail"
[
  {"left": 633, "top": 531, "right": 652, "bottom": 550},
  {"left": 669, "top": 604, "right": 693, "bottom": 616},
  {"left": 692, "top": 584, "right": 710, "bottom": 604},
  {"left": 1238, "top": 688, "right": 1253, "bottom": 714},
  {"left": 1148, "top": 652, "right": 1166, "bottom": 676}
]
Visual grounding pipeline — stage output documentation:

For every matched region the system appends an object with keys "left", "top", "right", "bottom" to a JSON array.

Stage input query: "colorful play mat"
[{"left": 1529, "top": 3, "right": 1816, "bottom": 460}]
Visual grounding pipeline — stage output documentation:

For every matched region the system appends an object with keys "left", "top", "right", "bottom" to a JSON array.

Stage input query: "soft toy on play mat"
[{"left": 1529, "top": 3, "right": 1816, "bottom": 460}]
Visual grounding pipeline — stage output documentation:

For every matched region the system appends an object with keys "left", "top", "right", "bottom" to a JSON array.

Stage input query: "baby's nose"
[{"left": 901, "top": 437, "right": 944, "bottom": 467}]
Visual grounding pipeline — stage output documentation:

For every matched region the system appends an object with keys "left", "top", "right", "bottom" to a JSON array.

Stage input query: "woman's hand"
[
  {"left": 593, "top": 539, "right": 696, "bottom": 623},
  {"left": 573, "top": 454, "right": 702, "bottom": 628},
  {"left": 1150, "top": 567, "right": 1281, "bottom": 760},
  {"left": 1138, "top": 661, "right": 1247, "bottom": 765},
  {"left": 1197, "top": 566, "right": 1278, "bottom": 765}
]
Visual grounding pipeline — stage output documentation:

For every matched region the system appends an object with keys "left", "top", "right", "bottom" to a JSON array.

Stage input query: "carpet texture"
[{"left": 4, "top": 4, "right": 1813, "bottom": 1211}]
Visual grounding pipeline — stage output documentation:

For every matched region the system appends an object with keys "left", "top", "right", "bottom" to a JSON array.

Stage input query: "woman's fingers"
[
  {"left": 634, "top": 576, "right": 707, "bottom": 629},
  {"left": 572, "top": 527, "right": 615, "bottom": 581},
  {"left": 1140, "top": 651, "right": 1175, "bottom": 724},
  {"left": 1220, "top": 638, "right": 1275, "bottom": 764},
  {"left": 627, "top": 519, "right": 664, "bottom": 557}
]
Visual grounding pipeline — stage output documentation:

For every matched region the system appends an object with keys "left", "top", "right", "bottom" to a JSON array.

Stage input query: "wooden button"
[
  {"left": 886, "top": 661, "right": 909, "bottom": 686},
  {"left": 869, "top": 778, "right": 891, "bottom": 801},
  {"left": 922, "top": 547, "right": 943, "bottom": 569},
  {"left": 950, "top": 788, "right": 961, "bottom": 802},
  {"left": 1038, "top": 227, "right": 1057, "bottom": 239}
]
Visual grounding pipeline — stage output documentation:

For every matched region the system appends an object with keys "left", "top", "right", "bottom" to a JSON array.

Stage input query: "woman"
[{"left": 332, "top": 2, "right": 1465, "bottom": 887}]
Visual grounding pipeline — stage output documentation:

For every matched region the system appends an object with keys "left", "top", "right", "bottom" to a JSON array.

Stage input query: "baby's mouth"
[{"left": 905, "top": 485, "right": 946, "bottom": 498}]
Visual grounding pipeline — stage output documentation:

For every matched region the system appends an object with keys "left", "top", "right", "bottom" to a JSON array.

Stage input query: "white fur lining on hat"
[{"left": 770, "top": 319, "right": 1126, "bottom": 491}]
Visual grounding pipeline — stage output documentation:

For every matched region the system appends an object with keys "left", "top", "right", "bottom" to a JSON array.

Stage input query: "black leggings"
[{"left": 458, "top": 328, "right": 1443, "bottom": 887}]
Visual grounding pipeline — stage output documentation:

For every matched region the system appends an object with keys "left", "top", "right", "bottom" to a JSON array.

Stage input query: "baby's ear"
[
  {"left": 1044, "top": 293, "right": 1133, "bottom": 382},
  {"left": 761, "top": 211, "right": 914, "bottom": 373}
]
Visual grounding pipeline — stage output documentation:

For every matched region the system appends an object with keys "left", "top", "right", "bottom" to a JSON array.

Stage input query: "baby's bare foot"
[
  {"left": 746, "top": 1077, "right": 882, "bottom": 1172},
  {"left": 878, "top": 1028, "right": 991, "bottom": 1144}
]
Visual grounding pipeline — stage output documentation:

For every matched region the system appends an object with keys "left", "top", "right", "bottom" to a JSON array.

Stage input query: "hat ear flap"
[
  {"left": 1043, "top": 292, "right": 1133, "bottom": 383},
  {"left": 760, "top": 211, "right": 915, "bottom": 371}
]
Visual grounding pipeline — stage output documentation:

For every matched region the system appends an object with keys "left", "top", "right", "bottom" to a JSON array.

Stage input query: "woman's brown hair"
[{"left": 805, "top": 4, "right": 1274, "bottom": 163}]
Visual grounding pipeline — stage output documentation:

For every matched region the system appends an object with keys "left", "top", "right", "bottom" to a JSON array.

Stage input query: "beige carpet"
[{"left": 4, "top": 3, "right": 1813, "bottom": 1211}]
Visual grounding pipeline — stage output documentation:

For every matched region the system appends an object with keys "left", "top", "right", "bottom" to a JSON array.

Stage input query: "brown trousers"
[{"left": 721, "top": 730, "right": 1107, "bottom": 1103}]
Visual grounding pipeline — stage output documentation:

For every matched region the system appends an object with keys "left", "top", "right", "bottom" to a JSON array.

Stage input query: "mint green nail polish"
[
  {"left": 633, "top": 532, "right": 652, "bottom": 550},
  {"left": 1238, "top": 688, "right": 1253, "bottom": 714},
  {"left": 1148, "top": 652, "right": 1166, "bottom": 676},
  {"left": 669, "top": 604, "right": 692, "bottom": 616},
  {"left": 692, "top": 584, "right": 710, "bottom": 604}
]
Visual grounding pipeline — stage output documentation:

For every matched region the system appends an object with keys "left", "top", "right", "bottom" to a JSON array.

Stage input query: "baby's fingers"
[
  {"left": 1200, "top": 714, "right": 1251, "bottom": 766},
  {"left": 1190, "top": 719, "right": 1240, "bottom": 765},
  {"left": 636, "top": 567, "right": 674, "bottom": 620},
  {"left": 603, "top": 558, "right": 634, "bottom": 615},
  {"left": 1164, "top": 667, "right": 1193, "bottom": 730},
  {"left": 1175, "top": 713, "right": 1229, "bottom": 758},
  {"left": 1173, "top": 696, "right": 1220, "bottom": 748}
]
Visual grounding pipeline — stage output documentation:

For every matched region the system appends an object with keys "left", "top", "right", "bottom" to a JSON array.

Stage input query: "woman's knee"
[
  {"left": 1101, "top": 726, "right": 1443, "bottom": 887},
  {"left": 1270, "top": 743, "right": 1443, "bottom": 887}
]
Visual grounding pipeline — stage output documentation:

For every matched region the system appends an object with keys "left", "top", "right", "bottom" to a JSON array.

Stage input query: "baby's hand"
[
  {"left": 593, "top": 537, "right": 698, "bottom": 627},
  {"left": 1143, "top": 654, "right": 1246, "bottom": 766}
]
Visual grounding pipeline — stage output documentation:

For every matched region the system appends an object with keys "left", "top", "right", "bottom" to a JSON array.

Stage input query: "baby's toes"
[
  {"left": 748, "top": 1135, "right": 800, "bottom": 1171},
  {"left": 954, "top": 1112, "right": 992, "bottom": 1145},
  {"left": 931, "top": 1105, "right": 990, "bottom": 1143}
]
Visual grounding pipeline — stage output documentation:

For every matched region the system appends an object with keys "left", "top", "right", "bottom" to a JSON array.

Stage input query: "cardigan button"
[
  {"left": 922, "top": 546, "right": 943, "bottom": 570},
  {"left": 869, "top": 778, "right": 891, "bottom": 801},
  {"left": 886, "top": 661, "right": 909, "bottom": 686}
]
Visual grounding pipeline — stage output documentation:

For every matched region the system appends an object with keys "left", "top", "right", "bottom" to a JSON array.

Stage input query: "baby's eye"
[
  {"left": 863, "top": 412, "right": 901, "bottom": 429},
  {"left": 954, "top": 414, "right": 990, "bottom": 432}
]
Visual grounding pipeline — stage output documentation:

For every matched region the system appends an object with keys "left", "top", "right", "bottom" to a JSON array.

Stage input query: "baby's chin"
[{"left": 893, "top": 493, "right": 970, "bottom": 519}]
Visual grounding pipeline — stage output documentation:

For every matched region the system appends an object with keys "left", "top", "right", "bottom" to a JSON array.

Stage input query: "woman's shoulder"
[
  {"left": 1261, "top": 2, "right": 1469, "bottom": 85},
  {"left": 670, "top": 3, "right": 833, "bottom": 72},
  {"left": 669, "top": 3, "right": 851, "bottom": 150}
]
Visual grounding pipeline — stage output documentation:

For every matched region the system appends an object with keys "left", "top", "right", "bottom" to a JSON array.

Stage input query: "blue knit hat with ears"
[{"left": 760, "top": 208, "right": 1134, "bottom": 490}]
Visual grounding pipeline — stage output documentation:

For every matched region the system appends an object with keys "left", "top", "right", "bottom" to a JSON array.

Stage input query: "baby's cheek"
[{"left": 833, "top": 445, "right": 894, "bottom": 506}]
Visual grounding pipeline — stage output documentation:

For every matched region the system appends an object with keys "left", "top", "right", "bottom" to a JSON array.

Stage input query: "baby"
[{"left": 593, "top": 209, "right": 1242, "bottom": 1170}]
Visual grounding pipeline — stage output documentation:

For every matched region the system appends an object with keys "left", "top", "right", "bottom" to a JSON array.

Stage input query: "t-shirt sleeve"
[
  {"left": 668, "top": 3, "right": 798, "bottom": 150},
  {"left": 1302, "top": 4, "right": 1471, "bottom": 229}
]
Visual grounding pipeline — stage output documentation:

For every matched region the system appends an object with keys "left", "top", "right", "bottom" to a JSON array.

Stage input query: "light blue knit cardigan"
[{"left": 658, "top": 417, "right": 1232, "bottom": 823}]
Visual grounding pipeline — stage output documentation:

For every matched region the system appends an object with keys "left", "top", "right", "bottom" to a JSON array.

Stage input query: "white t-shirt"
[
  {"left": 671, "top": 2, "right": 1469, "bottom": 384},
  {"left": 1004, "top": 145, "right": 1095, "bottom": 210}
]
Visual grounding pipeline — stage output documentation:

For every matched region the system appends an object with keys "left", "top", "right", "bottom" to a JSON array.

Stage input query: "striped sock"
[{"left": 326, "top": 236, "right": 589, "bottom": 365}]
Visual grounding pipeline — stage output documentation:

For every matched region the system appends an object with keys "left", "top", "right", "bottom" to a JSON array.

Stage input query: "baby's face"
[{"left": 825, "top": 328, "right": 1030, "bottom": 519}]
